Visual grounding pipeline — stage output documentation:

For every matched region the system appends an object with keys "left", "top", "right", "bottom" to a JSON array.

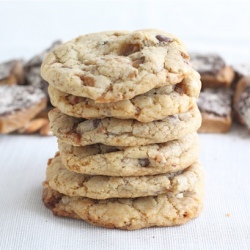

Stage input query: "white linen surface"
[{"left": 0, "top": 126, "right": 250, "bottom": 250}]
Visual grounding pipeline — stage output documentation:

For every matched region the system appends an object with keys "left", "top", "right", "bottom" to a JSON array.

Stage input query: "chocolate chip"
[
  {"left": 123, "top": 44, "right": 141, "bottom": 56},
  {"left": 93, "top": 119, "right": 100, "bottom": 128},
  {"left": 61, "top": 65, "right": 72, "bottom": 69},
  {"left": 156, "top": 35, "right": 172, "bottom": 43},
  {"left": 174, "top": 83, "right": 185, "bottom": 95},
  {"left": 138, "top": 158, "right": 150, "bottom": 167},
  {"left": 132, "top": 56, "right": 145, "bottom": 68}
]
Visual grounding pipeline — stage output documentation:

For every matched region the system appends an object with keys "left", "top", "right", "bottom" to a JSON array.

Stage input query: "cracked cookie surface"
[
  {"left": 49, "top": 105, "right": 201, "bottom": 147},
  {"left": 46, "top": 154, "right": 202, "bottom": 199},
  {"left": 41, "top": 29, "right": 193, "bottom": 103},
  {"left": 43, "top": 171, "right": 204, "bottom": 230},
  {"left": 48, "top": 71, "right": 200, "bottom": 122},
  {"left": 58, "top": 133, "right": 199, "bottom": 176}
]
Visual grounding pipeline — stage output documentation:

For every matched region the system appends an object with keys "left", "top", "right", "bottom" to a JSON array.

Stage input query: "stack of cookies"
[{"left": 41, "top": 29, "right": 204, "bottom": 230}]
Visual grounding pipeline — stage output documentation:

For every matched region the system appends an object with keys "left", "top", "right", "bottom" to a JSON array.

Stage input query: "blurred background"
[{"left": 0, "top": 0, "right": 250, "bottom": 64}]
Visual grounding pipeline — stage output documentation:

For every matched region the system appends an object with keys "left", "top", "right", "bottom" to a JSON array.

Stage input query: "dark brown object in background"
[
  {"left": 198, "top": 113, "right": 231, "bottom": 133},
  {"left": 24, "top": 40, "right": 62, "bottom": 100},
  {"left": 190, "top": 53, "right": 235, "bottom": 89},
  {"left": 0, "top": 41, "right": 61, "bottom": 136},
  {"left": 197, "top": 88, "right": 232, "bottom": 133},
  {"left": 233, "top": 76, "right": 250, "bottom": 131},
  {"left": 231, "top": 63, "right": 250, "bottom": 90},
  {"left": 0, "top": 60, "right": 25, "bottom": 85},
  {"left": 0, "top": 85, "right": 47, "bottom": 134}
]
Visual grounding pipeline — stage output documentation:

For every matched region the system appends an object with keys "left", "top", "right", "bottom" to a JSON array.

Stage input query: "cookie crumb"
[{"left": 226, "top": 213, "right": 231, "bottom": 217}]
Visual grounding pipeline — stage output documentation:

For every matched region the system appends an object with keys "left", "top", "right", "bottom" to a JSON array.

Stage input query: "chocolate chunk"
[
  {"left": 174, "top": 83, "right": 185, "bottom": 95},
  {"left": 93, "top": 119, "right": 100, "bottom": 128},
  {"left": 138, "top": 158, "right": 150, "bottom": 167},
  {"left": 167, "top": 170, "right": 183, "bottom": 179},
  {"left": 156, "top": 35, "right": 172, "bottom": 43},
  {"left": 122, "top": 44, "right": 141, "bottom": 56}
]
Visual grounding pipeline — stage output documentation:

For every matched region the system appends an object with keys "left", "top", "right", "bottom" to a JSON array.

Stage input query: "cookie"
[
  {"left": 46, "top": 154, "right": 202, "bottom": 199},
  {"left": 233, "top": 76, "right": 250, "bottom": 130},
  {"left": 48, "top": 71, "right": 201, "bottom": 122},
  {"left": 41, "top": 29, "right": 194, "bottom": 103},
  {"left": 190, "top": 52, "right": 234, "bottom": 89},
  {"left": 0, "top": 85, "right": 47, "bottom": 134},
  {"left": 43, "top": 173, "right": 204, "bottom": 230},
  {"left": 0, "top": 60, "right": 24, "bottom": 85},
  {"left": 49, "top": 105, "right": 201, "bottom": 147},
  {"left": 197, "top": 88, "right": 232, "bottom": 133},
  {"left": 58, "top": 133, "right": 199, "bottom": 176}
]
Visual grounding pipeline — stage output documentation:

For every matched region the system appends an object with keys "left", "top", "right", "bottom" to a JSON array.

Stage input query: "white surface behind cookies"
[{"left": 0, "top": 0, "right": 250, "bottom": 64}]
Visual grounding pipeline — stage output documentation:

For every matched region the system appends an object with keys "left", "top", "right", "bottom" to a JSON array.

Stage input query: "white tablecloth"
[{"left": 0, "top": 125, "right": 250, "bottom": 250}]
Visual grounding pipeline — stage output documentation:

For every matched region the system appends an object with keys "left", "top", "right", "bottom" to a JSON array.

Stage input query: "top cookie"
[{"left": 41, "top": 29, "right": 193, "bottom": 103}]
